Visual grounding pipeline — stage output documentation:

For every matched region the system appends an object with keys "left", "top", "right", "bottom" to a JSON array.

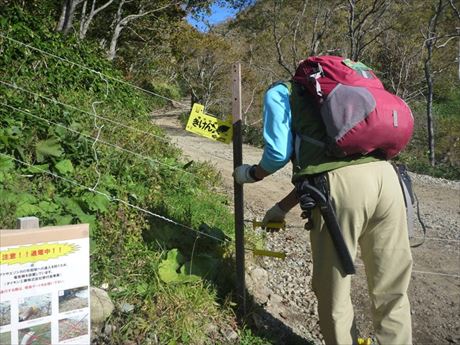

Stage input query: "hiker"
[{"left": 233, "top": 57, "right": 413, "bottom": 345}]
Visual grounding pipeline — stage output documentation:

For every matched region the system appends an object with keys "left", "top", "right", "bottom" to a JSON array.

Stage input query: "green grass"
[{"left": 0, "top": 6, "right": 270, "bottom": 345}]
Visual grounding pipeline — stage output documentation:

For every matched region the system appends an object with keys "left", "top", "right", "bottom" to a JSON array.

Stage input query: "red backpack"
[{"left": 292, "top": 55, "right": 414, "bottom": 159}]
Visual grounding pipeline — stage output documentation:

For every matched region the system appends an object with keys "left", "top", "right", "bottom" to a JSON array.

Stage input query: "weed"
[{"left": 0, "top": 6, "right": 269, "bottom": 345}]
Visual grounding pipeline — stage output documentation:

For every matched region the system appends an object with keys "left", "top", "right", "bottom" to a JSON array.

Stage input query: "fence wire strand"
[
  {"left": 0, "top": 80, "right": 171, "bottom": 145},
  {"left": 1, "top": 102, "right": 195, "bottom": 177},
  {"left": 0, "top": 33, "right": 187, "bottom": 107},
  {"left": 0, "top": 152, "right": 227, "bottom": 244}
]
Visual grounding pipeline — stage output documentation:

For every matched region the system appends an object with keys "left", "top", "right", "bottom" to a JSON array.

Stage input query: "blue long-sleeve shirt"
[{"left": 259, "top": 83, "right": 293, "bottom": 173}]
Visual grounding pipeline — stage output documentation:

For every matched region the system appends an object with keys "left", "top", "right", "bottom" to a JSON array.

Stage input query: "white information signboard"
[{"left": 0, "top": 224, "right": 90, "bottom": 345}]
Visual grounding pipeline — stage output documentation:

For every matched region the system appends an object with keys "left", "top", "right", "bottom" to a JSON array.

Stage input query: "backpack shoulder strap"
[
  {"left": 267, "top": 80, "right": 292, "bottom": 94},
  {"left": 286, "top": 80, "right": 327, "bottom": 151}
]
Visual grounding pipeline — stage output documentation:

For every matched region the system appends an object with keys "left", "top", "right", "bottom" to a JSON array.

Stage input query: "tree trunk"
[
  {"left": 424, "top": 58, "right": 436, "bottom": 167},
  {"left": 347, "top": 0, "right": 357, "bottom": 60},
  {"left": 457, "top": 27, "right": 460, "bottom": 81},
  {"left": 56, "top": 0, "right": 67, "bottom": 31},
  {"left": 79, "top": 0, "right": 115, "bottom": 39},
  {"left": 57, "top": 0, "right": 81, "bottom": 35},
  {"left": 79, "top": 0, "right": 88, "bottom": 38},
  {"left": 423, "top": 0, "right": 444, "bottom": 167},
  {"left": 107, "top": 23, "right": 123, "bottom": 61},
  {"left": 105, "top": 1, "right": 174, "bottom": 60},
  {"left": 63, "top": 0, "right": 76, "bottom": 35}
]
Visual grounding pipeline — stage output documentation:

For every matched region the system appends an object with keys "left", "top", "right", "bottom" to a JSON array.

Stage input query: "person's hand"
[
  {"left": 233, "top": 164, "right": 256, "bottom": 184},
  {"left": 262, "top": 203, "right": 287, "bottom": 231}
]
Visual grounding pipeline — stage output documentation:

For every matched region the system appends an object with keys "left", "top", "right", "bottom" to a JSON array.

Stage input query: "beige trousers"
[{"left": 309, "top": 161, "right": 413, "bottom": 345}]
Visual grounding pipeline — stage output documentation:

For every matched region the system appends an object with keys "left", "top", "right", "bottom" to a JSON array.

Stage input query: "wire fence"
[
  {"left": 0, "top": 33, "right": 238, "bottom": 167},
  {"left": 1, "top": 33, "right": 459, "bottom": 280},
  {"left": 354, "top": 263, "right": 460, "bottom": 279},
  {"left": 0, "top": 80, "right": 170, "bottom": 145},
  {"left": 0, "top": 101, "right": 195, "bottom": 177},
  {"left": 0, "top": 35, "right": 243, "bottom": 259},
  {"left": 0, "top": 33, "right": 187, "bottom": 107},
  {"left": 3, "top": 151, "right": 459, "bottom": 279},
  {"left": 0, "top": 152, "right": 226, "bottom": 244},
  {"left": 0, "top": 152, "right": 284, "bottom": 259}
]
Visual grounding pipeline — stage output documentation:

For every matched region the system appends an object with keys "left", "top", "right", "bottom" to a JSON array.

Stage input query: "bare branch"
[
  {"left": 107, "top": 0, "right": 181, "bottom": 60},
  {"left": 291, "top": 0, "right": 309, "bottom": 69},
  {"left": 79, "top": 0, "right": 115, "bottom": 39},
  {"left": 448, "top": 0, "right": 460, "bottom": 19},
  {"left": 347, "top": 0, "right": 392, "bottom": 59},
  {"left": 125, "top": 26, "right": 148, "bottom": 42},
  {"left": 243, "top": 82, "right": 264, "bottom": 115},
  {"left": 405, "top": 87, "right": 427, "bottom": 103},
  {"left": 272, "top": 0, "right": 293, "bottom": 76},
  {"left": 353, "top": 0, "right": 389, "bottom": 35},
  {"left": 435, "top": 35, "right": 457, "bottom": 48},
  {"left": 309, "top": 0, "right": 341, "bottom": 56},
  {"left": 356, "top": 23, "right": 393, "bottom": 57}
]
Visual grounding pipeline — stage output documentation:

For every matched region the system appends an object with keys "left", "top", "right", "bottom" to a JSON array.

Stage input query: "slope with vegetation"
[{"left": 0, "top": 5, "right": 268, "bottom": 345}]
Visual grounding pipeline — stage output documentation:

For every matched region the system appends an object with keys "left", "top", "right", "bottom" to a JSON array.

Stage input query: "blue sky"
[{"left": 187, "top": 3, "right": 238, "bottom": 31}]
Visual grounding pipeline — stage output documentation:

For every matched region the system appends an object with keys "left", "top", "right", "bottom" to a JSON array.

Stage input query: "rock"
[
  {"left": 249, "top": 267, "right": 269, "bottom": 285},
  {"left": 205, "top": 323, "right": 219, "bottom": 337},
  {"left": 269, "top": 293, "right": 283, "bottom": 305},
  {"left": 122, "top": 341, "right": 136, "bottom": 345},
  {"left": 90, "top": 287, "right": 114, "bottom": 335},
  {"left": 252, "top": 313, "right": 265, "bottom": 330},
  {"left": 103, "top": 324, "right": 116, "bottom": 336},
  {"left": 170, "top": 100, "right": 183, "bottom": 109},
  {"left": 267, "top": 293, "right": 289, "bottom": 317},
  {"left": 120, "top": 302, "right": 135, "bottom": 313},
  {"left": 246, "top": 266, "right": 272, "bottom": 304},
  {"left": 252, "top": 285, "right": 271, "bottom": 305},
  {"left": 222, "top": 328, "right": 239, "bottom": 342}
]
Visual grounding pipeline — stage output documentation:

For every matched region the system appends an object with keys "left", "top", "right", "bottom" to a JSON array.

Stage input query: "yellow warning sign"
[{"left": 186, "top": 103, "right": 233, "bottom": 143}]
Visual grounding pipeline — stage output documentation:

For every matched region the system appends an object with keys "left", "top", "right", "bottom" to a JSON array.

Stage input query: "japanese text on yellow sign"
[
  {"left": 186, "top": 103, "right": 233, "bottom": 143},
  {"left": 0, "top": 243, "right": 78, "bottom": 265}
]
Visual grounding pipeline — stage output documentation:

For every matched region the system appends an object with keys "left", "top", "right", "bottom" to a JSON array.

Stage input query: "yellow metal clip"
[
  {"left": 252, "top": 220, "right": 286, "bottom": 230},
  {"left": 358, "top": 338, "right": 372, "bottom": 345},
  {"left": 252, "top": 249, "right": 286, "bottom": 260}
]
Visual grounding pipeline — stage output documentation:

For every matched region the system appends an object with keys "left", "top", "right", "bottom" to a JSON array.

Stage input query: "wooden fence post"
[
  {"left": 232, "top": 62, "right": 246, "bottom": 318},
  {"left": 16, "top": 216, "right": 40, "bottom": 229}
]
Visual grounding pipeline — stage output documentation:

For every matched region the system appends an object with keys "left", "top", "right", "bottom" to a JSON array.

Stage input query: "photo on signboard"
[
  {"left": 18, "top": 294, "right": 52, "bottom": 322},
  {"left": 0, "top": 331, "right": 11, "bottom": 345},
  {"left": 0, "top": 301, "right": 11, "bottom": 326},
  {"left": 58, "top": 286, "right": 89, "bottom": 313},
  {"left": 18, "top": 322, "right": 51, "bottom": 345},
  {"left": 59, "top": 313, "right": 88, "bottom": 342}
]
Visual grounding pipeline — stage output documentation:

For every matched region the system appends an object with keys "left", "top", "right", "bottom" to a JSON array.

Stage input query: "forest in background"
[
  {"left": 2, "top": 0, "right": 458, "bottom": 177},
  {"left": 208, "top": 0, "right": 460, "bottom": 178},
  {"left": 0, "top": 1, "right": 459, "bottom": 344}
]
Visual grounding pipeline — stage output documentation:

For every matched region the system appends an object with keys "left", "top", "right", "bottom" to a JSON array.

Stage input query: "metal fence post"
[
  {"left": 232, "top": 62, "right": 246, "bottom": 318},
  {"left": 16, "top": 217, "right": 40, "bottom": 229}
]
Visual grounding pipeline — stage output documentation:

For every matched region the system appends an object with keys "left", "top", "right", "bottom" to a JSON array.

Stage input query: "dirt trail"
[{"left": 153, "top": 107, "right": 460, "bottom": 344}]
